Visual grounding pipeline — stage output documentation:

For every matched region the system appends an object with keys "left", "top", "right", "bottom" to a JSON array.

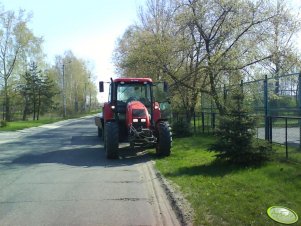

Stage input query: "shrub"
[
  {"left": 172, "top": 120, "right": 191, "bottom": 137},
  {"left": 0, "top": 120, "right": 7, "bottom": 128}
]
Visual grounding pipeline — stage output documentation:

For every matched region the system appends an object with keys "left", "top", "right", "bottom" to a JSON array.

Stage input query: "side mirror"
[
  {"left": 99, "top": 81, "right": 104, "bottom": 92},
  {"left": 163, "top": 81, "right": 168, "bottom": 92}
]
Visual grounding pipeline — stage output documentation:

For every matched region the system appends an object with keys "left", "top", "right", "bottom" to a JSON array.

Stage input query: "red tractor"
[{"left": 95, "top": 77, "right": 172, "bottom": 159}]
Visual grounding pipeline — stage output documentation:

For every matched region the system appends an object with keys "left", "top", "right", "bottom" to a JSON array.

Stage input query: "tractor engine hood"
[{"left": 126, "top": 101, "right": 150, "bottom": 129}]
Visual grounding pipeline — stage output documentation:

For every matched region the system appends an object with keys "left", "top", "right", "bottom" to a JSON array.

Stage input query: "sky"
[
  {"left": 1, "top": 0, "right": 146, "bottom": 86},
  {"left": 1, "top": 0, "right": 301, "bottom": 90}
]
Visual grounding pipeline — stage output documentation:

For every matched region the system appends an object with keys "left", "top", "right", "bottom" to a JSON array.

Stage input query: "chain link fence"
[{"left": 172, "top": 72, "right": 301, "bottom": 162}]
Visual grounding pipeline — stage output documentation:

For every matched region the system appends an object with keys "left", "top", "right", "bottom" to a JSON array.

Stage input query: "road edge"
[{"left": 151, "top": 161, "right": 194, "bottom": 226}]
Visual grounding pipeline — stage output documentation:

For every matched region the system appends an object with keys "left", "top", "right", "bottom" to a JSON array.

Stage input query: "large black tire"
[
  {"left": 156, "top": 122, "right": 172, "bottom": 157},
  {"left": 104, "top": 121, "right": 119, "bottom": 159},
  {"left": 97, "top": 127, "right": 102, "bottom": 137}
]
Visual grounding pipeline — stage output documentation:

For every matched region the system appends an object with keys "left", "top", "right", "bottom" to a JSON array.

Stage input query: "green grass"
[
  {"left": 0, "top": 118, "right": 63, "bottom": 131},
  {"left": 152, "top": 136, "right": 301, "bottom": 226},
  {"left": 272, "top": 143, "right": 301, "bottom": 164},
  {"left": 0, "top": 111, "right": 98, "bottom": 131}
]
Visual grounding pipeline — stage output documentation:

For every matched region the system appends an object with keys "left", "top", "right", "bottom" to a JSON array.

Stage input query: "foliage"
[
  {"left": 171, "top": 120, "right": 191, "bottom": 137},
  {"left": 211, "top": 91, "right": 273, "bottom": 164},
  {"left": 18, "top": 62, "right": 58, "bottom": 120},
  {"left": 269, "top": 94, "right": 296, "bottom": 109},
  {"left": 152, "top": 136, "right": 301, "bottom": 226},
  {"left": 114, "top": 0, "right": 301, "bottom": 115},
  {"left": 260, "top": 0, "right": 301, "bottom": 77},
  {"left": 0, "top": 120, "right": 7, "bottom": 128},
  {"left": 0, "top": 9, "right": 42, "bottom": 121},
  {"left": 0, "top": 5, "right": 99, "bottom": 122},
  {"left": 53, "top": 51, "right": 99, "bottom": 116}
]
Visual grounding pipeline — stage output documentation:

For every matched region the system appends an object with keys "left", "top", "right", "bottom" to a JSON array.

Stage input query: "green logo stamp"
[{"left": 267, "top": 206, "right": 298, "bottom": 224}]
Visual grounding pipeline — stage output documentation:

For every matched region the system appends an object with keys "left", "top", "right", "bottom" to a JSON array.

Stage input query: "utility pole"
[
  {"left": 84, "top": 81, "right": 87, "bottom": 112},
  {"left": 87, "top": 74, "right": 92, "bottom": 112},
  {"left": 62, "top": 64, "right": 66, "bottom": 118},
  {"left": 61, "top": 60, "right": 71, "bottom": 118}
]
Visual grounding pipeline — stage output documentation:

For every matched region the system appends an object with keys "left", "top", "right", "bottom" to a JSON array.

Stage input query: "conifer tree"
[
  {"left": 19, "top": 62, "right": 57, "bottom": 120},
  {"left": 212, "top": 89, "right": 272, "bottom": 164}
]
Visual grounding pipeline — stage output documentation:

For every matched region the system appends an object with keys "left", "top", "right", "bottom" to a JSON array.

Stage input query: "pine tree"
[
  {"left": 19, "top": 62, "right": 57, "bottom": 120},
  {"left": 211, "top": 89, "right": 272, "bottom": 164}
]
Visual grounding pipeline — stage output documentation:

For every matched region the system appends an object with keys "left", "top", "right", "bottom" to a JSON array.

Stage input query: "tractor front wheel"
[
  {"left": 104, "top": 121, "right": 119, "bottom": 159},
  {"left": 156, "top": 122, "right": 172, "bottom": 157}
]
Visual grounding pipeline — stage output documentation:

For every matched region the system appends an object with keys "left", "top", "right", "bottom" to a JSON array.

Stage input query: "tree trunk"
[
  {"left": 32, "top": 93, "right": 36, "bottom": 120},
  {"left": 22, "top": 96, "right": 29, "bottom": 121},
  {"left": 209, "top": 71, "right": 225, "bottom": 115},
  {"left": 4, "top": 79, "right": 10, "bottom": 121},
  {"left": 37, "top": 91, "right": 41, "bottom": 120},
  {"left": 5, "top": 96, "right": 10, "bottom": 121},
  {"left": 74, "top": 97, "right": 78, "bottom": 113}
]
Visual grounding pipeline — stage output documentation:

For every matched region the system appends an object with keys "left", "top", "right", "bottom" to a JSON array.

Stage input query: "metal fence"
[
  {"left": 172, "top": 72, "right": 301, "bottom": 162},
  {"left": 171, "top": 111, "right": 301, "bottom": 162}
]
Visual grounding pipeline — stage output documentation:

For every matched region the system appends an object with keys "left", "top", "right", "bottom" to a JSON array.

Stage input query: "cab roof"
[{"left": 113, "top": 78, "right": 153, "bottom": 83}]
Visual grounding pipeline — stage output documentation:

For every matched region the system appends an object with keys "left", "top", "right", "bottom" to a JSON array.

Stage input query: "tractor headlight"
[
  {"left": 133, "top": 118, "right": 138, "bottom": 123},
  {"left": 141, "top": 118, "right": 146, "bottom": 122}
]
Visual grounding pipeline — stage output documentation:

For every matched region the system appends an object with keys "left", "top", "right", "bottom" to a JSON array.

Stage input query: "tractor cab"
[{"left": 111, "top": 78, "right": 152, "bottom": 115}]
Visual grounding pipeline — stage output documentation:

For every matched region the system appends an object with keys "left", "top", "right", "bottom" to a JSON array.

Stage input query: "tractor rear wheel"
[
  {"left": 104, "top": 121, "right": 119, "bottom": 159},
  {"left": 97, "top": 127, "right": 102, "bottom": 137},
  {"left": 156, "top": 122, "right": 171, "bottom": 157}
]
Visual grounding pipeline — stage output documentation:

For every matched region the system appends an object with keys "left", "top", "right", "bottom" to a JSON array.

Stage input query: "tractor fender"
[
  {"left": 103, "top": 102, "right": 114, "bottom": 121},
  {"left": 153, "top": 102, "right": 161, "bottom": 123}
]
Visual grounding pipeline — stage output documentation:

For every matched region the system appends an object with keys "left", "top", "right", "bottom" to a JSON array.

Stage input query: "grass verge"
[
  {"left": 0, "top": 112, "right": 98, "bottom": 131},
  {"left": 0, "top": 118, "right": 63, "bottom": 131},
  {"left": 152, "top": 135, "right": 301, "bottom": 225}
]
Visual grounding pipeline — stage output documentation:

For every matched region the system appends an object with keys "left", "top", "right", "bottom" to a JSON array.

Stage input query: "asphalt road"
[
  {"left": 257, "top": 127, "right": 301, "bottom": 146},
  {"left": 0, "top": 116, "right": 179, "bottom": 226}
]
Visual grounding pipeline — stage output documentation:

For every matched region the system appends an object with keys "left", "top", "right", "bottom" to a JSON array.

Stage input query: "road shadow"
[
  {"left": 104, "top": 145, "right": 152, "bottom": 167},
  {"left": 10, "top": 146, "right": 106, "bottom": 167},
  {"left": 164, "top": 159, "right": 260, "bottom": 178},
  {"left": 10, "top": 141, "right": 152, "bottom": 168}
]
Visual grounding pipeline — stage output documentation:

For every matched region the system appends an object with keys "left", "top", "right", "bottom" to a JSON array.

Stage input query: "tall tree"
[
  {"left": 114, "top": 0, "right": 204, "bottom": 121},
  {"left": 19, "top": 62, "right": 57, "bottom": 120},
  {"left": 53, "top": 51, "right": 98, "bottom": 116},
  {"left": 258, "top": 0, "right": 301, "bottom": 94},
  {"left": 0, "top": 9, "right": 42, "bottom": 121},
  {"left": 180, "top": 0, "right": 278, "bottom": 114},
  {"left": 114, "top": 0, "right": 278, "bottom": 115}
]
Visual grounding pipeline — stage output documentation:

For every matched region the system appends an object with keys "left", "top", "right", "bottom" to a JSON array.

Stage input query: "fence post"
[
  {"left": 264, "top": 75, "right": 269, "bottom": 140},
  {"left": 269, "top": 116, "right": 272, "bottom": 143},
  {"left": 298, "top": 73, "right": 301, "bottom": 147},
  {"left": 201, "top": 112, "right": 205, "bottom": 133},
  {"left": 212, "top": 112, "right": 216, "bottom": 131},
  {"left": 193, "top": 111, "right": 196, "bottom": 134},
  {"left": 285, "top": 117, "right": 288, "bottom": 159}
]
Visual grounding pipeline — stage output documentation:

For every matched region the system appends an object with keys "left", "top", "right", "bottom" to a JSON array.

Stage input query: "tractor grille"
[
  {"left": 132, "top": 109, "right": 146, "bottom": 117},
  {"left": 133, "top": 121, "right": 147, "bottom": 129}
]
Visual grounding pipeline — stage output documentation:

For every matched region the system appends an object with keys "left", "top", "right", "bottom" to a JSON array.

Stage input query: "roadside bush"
[
  {"left": 0, "top": 120, "right": 7, "bottom": 128},
  {"left": 172, "top": 120, "right": 191, "bottom": 137}
]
